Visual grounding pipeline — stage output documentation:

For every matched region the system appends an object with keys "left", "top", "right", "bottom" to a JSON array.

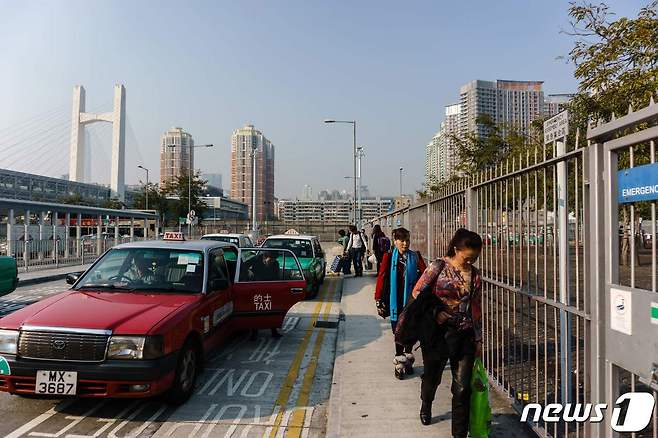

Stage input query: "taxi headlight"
[
  {"left": 107, "top": 336, "right": 163, "bottom": 360},
  {"left": 0, "top": 329, "right": 18, "bottom": 354}
]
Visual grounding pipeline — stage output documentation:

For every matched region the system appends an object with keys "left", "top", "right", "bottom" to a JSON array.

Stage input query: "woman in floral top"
[{"left": 410, "top": 228, "right": 483, "bottom": 436}]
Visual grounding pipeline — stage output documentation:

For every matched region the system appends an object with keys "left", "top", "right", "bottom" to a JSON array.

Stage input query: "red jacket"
[{"left": 374, "top": 251, "right": 427, "bottom": 301}]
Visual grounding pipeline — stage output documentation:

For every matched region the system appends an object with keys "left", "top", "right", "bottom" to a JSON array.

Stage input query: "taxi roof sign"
[
  {"left": 163, "top": 231, "right": 185, "bottom": 241},
  {"left": 284, "top": 229, "right": 300, "bottom": 235}
]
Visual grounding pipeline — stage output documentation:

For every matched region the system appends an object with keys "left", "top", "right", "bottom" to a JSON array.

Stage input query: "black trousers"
[
  {"left": 349, "top": 248, "right": 363, "bottom": 275},
  {"left": 420, "top": 345, "right": 475, "bottom": 438},
  {"left": 390, "top": 320, "right": 413, "bottom": 356}
]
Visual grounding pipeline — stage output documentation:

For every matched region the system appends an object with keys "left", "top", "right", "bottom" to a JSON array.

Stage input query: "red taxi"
[{"left": 0, "top": 234, "right": 307, "bottom": 404}]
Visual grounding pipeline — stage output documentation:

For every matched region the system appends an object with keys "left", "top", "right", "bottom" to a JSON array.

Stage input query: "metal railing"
[
  {"left": 367, "top": 100, "right": 658, "bottom": 437},
  {"left": 0, "top": 236, "right": 148, "bottom": 273}
]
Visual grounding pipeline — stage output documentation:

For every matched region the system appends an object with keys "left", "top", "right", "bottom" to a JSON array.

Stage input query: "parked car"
[
  {"left": 261, "top": 234, "right": 326, "bottom": 298},
  {"left": 200, "top": 233, "right": 253, "bottom": 248},
  {"left": 0, "top": 233, "right": 306, "bottom": 404},
  {"left": 0, "top": 256, "right": 18, "bottom": 297}
]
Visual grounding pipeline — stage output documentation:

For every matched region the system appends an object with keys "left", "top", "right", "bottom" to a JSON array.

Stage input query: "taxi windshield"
[
  {"left": 262, "top": 239, "right": 313, "bottom": 259},
  {"left": 75, "top": 248, "right": 205, "bottom": 294},
  {"left": 201, "top": 235, "right": 239, "bottom": 245}
]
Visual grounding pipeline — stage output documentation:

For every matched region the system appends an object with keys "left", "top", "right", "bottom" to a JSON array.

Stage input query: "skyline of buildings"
[
  {"left": 277, "top": 198, "right": 393, "bottom": 223},
  {"left": 425, "top": 79, "right": 573, "bottom": 186},
  {"left": 230, "top": 124, "right": 275, "bottom": 222},
  {"left": 159, "top": 127, "right": 194, "bottom": 187}
]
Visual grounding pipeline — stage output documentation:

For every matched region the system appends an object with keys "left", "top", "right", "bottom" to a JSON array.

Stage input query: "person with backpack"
[
  {"left": 336, "top": 229, "right": 351, "bottom": 275},
  {"left": 345, "top": 225, "right": 366, "bottom": 276},
  {"left": 371, "top": 225, "right": 390, "bottom": 273},
  {"left": 374, "top": 227, "right": 426, "bottom": 379},
  {"left": 409, "top": 228, "right": 483, "bottom": 434}
]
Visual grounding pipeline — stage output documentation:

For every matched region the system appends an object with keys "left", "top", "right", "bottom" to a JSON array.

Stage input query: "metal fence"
[
  {"left": 368, "top": 101, "right": 658, "bottom": 437},
  {"left": 0, "top": 236, "right": 147, "bottom": 273}
]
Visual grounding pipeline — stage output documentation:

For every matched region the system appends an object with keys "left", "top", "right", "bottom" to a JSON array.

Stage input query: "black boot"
[{"left": 420, "top": 401, "right": 432, "bottom": 425}]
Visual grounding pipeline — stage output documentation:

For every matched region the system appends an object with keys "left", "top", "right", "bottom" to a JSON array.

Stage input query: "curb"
[
  {"left": 17, "top": 265, "right": 91, "bottom": 287},
  {"left": 18, "top": 273, "right": 71, "bottom": 287},
  {"left": 325, "top": 277, "right": 346, "bottom": 438}
]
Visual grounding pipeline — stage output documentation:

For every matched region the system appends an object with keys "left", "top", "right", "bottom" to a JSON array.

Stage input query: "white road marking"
[
  {"left": 4, "top": 399, "right": 76, "bottom": 438},
  {"left": 28, "top": 401, "right": 107, "bottom": 437},
  {"left": 65, "top": 401, "right": 140, "bottom": 438},
  {"left": 197, "top": 368, "right": 224, "bottom": 395},
  {"left": 200, "top": 404, "right": 246, "bottom": 438}
]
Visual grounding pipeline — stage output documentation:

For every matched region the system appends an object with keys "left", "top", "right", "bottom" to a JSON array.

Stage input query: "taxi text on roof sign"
[
  {"left": 618, "top": 162, "right": 658, "bottom": 204},
  {"left": 284, "top": 229, "right": 300, "bottom": 235},
  {"left": 163, "top": 231, "right": 185, "bottom": 241}
]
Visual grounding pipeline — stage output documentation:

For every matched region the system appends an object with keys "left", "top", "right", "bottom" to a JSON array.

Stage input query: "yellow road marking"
[
  {"left": 268, "top": 279, "right": 336, "bottom": 438},
  {"left": 286, "top": 289, "right": 334, "bottom": 437}
]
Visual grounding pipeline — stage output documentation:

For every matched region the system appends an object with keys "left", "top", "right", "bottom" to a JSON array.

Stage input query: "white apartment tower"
[
  {"left": 544, "top": 94, "right": 574, "bottom": 117},
  {"left": 425, "top": 103, "right": 461, "bottom": 185},
  {"left": 159, "top": 127, "right": 194, "bottom": 187},
  {"left": 459, "top": 80, "right": 544, "bottom": 138}
]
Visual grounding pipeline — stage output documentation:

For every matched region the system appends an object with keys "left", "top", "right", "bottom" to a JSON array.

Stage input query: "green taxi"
[
  {"left": 0, "top": 255, "right": 18, "bottom": 297},
  {"left": 261, "top": 234, "right": 326, "bottom": 298}
]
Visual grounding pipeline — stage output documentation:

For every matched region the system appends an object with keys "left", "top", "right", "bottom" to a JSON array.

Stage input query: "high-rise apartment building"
[
  {"left": 425, "top": 103, "right": 461, "bottom": 185},
  {"left": 277, "top": 198, "right": 393, "bottom": 223},
  {"left": 459, "top": 80, "right": 544, "bottom": 139},
  {"left": 544, "top": 94, "right": 574, "bottom": 117},
  {"left": 230, "top": 124, "right": 275, "bottom": 221},
  {"left": 159, "top": 127, "right": 194, "bottom": 187}
]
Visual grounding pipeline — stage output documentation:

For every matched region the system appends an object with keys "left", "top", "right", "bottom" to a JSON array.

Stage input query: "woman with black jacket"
[{"left": 410, "top": 228, "right": 483, "bottom": 436}]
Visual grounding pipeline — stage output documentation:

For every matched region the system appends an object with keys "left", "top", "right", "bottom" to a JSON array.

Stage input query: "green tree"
[
  {"left": 100, "top": 198, "right": 124, "bottom": 210},
  {"left": 161, "top": 172, "right": 208, "bottom": 223},
  {"left": 565, "top": 0, "right": 658, "bottom": 265}
]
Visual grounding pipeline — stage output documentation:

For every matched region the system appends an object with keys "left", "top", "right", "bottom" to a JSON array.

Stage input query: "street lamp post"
[
  {"left": 399, "top": 167, "right": 404, "bottom": 197},
  {"left": 324, "top": 119, "right": 358, "bottom": 227},
  {"left": 251, "top": 144, "right": 257, "bottom": 236},
  {"left": 167, "top": 143, "right": 213, "bottom": 237},
  {"left": 137, "top": 165, "right": 149, "bottom": 211}
]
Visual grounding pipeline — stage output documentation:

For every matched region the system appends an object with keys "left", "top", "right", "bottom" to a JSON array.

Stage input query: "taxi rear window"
[
  {"left": 75, "top": 248, "right": 205, "bottom": 294},
  {"left": 262, "top": 238, "right": 313, "bottom": 258},
  {"left": 202, "top": 236, "right": 239, "bottom": 245}
]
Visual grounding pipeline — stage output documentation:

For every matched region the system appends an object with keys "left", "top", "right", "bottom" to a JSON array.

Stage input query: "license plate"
[{"left": 35, "top": 370, "right": 77, "bottom": 395}]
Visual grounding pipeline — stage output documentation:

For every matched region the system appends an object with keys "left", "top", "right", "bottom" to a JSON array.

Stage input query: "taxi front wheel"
[{"left": 165, "top": 340, "right": 201, "bottom": 405}]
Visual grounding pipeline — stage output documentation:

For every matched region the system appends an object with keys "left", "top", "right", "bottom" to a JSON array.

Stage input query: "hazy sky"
[{"left": 0, "top": 0, "right": 647, "bottom": 198}]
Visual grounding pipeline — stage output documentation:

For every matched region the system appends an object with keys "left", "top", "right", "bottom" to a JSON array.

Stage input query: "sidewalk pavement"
[
  {"left": 326, "top": 273, "right": 534, "bottom": 438},
  {"left": 17, "top": 263, "right": 92, "bottom": 287}
]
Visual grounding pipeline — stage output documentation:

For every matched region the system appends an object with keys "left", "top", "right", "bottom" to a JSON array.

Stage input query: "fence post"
[
  {"left": 587, "top": 139, "right": 607, "bottom": 438},
  {"left": 55, "top": 239, "right": 59, "bottom": 268},
  {"left": 466, "top": 185, "right": 479, "bottom": 232},
  {"left": 426, "top": 203, "right": 432, "bottom": 260},
  {"left": 556, "top": 139, "right": 572, "bottom": 405},
  {"left": 23, "top": 240, "right": 28, "bottom": 271}
]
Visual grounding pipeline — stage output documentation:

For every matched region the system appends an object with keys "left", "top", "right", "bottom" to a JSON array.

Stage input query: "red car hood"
[{"left": 12, "top": 290, "right": 198, "bottom": 334}]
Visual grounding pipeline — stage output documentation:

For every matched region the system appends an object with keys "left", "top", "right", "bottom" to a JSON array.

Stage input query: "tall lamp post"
[
  {"left": 324, "top": 119, "right": 358, "bottom": 227},
  {"left": 137, "top": 165, "right": 149, "bottom": 211},
  {"left": 399, "top": 167, "right": 404, "bottom": 197},
  {"left": 167, "top": 143, "right": 213, "bottom": 237},
  {"left": 251, "top": 143, "right": 257, "bottom": 236},
  {"left": 357, "top": 146, "right": 365, "bottom": 228}
]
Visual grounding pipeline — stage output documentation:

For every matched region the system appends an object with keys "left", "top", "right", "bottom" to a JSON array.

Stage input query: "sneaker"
[
  {"left": 393, "top": 355, "right": 406, "bottom": 380},
  {"left": 404, "top": 353, "right": 415, "bottom": 375}
]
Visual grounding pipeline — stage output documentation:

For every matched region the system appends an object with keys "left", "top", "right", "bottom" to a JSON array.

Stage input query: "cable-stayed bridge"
[{"left": 0, "top": 85, "right": 146, "bottom": 202}]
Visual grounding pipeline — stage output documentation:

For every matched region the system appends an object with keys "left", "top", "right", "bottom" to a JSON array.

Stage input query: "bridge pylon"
[{"left": 69, "top": 84, "right": 126, "bottom": 201}]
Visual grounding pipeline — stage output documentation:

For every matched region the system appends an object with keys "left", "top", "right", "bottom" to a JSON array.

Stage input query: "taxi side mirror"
[
  {"left": 66, "top": 272, "right": 82, "bottom": 285},
  {"left": 210, "top": 278, "right": 229, "bottom": 291}
]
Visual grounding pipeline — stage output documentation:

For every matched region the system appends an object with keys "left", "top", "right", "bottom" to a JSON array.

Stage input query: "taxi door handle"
[{"left": 291, "top": 287, "right": 304, "bottom": 293}]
